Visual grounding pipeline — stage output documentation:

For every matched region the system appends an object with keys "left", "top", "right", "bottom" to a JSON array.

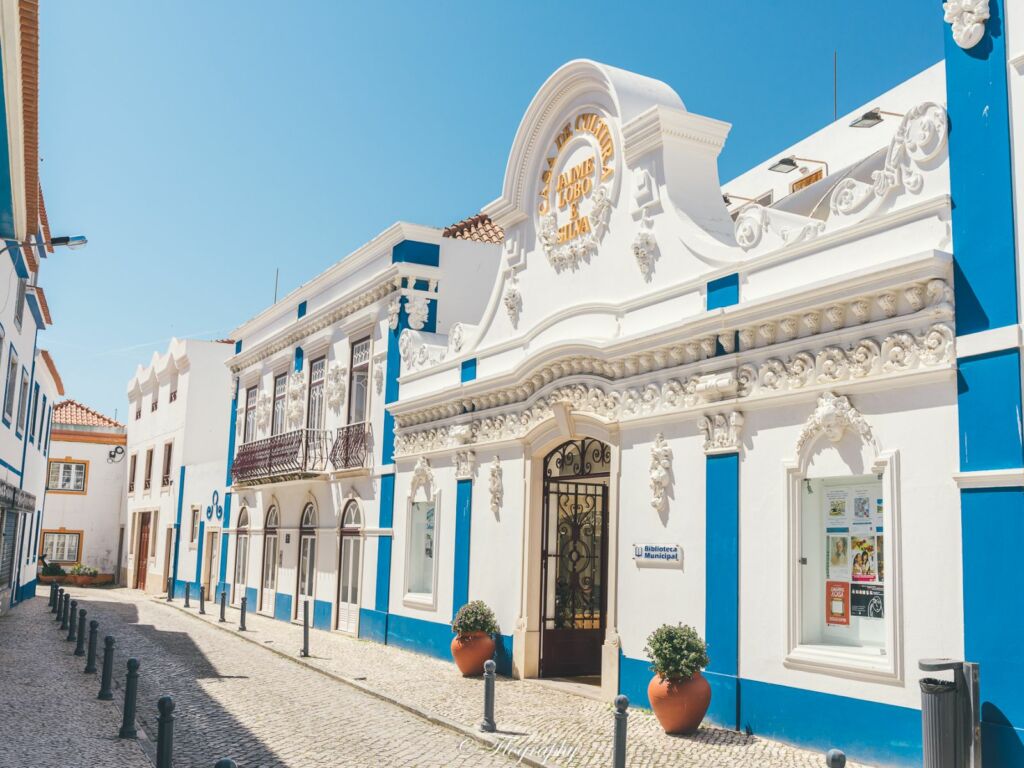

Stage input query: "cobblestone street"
[{"left": 16, "top": 586, "right": 865, "bottom": 768}]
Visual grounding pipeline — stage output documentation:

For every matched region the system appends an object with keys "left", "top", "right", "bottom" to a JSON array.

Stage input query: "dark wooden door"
[
  {"left": 135, "top": 514, "right": 150, "bottom": 590},
  {"left": 540, "top": 439, "right": 610, "bottom": 678}
]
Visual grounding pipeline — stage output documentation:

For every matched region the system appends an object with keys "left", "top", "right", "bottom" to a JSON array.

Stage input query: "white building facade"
[
  {"left": 124, "top": 338, "right": 233, "bottom": 596},
  {"left": 41, "top": 400, "right": 126, "bottom": 579}
]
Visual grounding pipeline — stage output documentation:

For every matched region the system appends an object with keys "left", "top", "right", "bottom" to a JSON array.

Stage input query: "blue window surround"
[
  {"left": 234, "top": 339, "right": 242, "bottom": 354},
  {"left": 37, "top": 393, "right": 46, "bottom": 449},
  {"left": 2, "top": 341, "right": 16, "bottom": 428},
  {"left": 28, "top": 382, "right": 37, "bottom": 443},
  {"left": 706, "top": 273, "right": 739, "bottom": 310},
  {"left": 294, "top": 346, "right": 304, "bottom": 373},
  {"left": 460, "top": 358, "right": 477, "bottom": 383},
  {"left": 14, "top": 364, "right": 25, "bottom": 438}
]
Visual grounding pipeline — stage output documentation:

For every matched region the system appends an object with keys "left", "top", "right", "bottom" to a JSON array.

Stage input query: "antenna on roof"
[
  {"left": 833, "top": 49, "right": 837, "bottom": 121},
  {"left": 273, "top": 268, "right": 279, "bottom": 304}
]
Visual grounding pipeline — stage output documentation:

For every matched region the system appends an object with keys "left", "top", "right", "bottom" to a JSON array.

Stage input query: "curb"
[{"left": 147, "top": 595, "right": 557, "bottom": 768}]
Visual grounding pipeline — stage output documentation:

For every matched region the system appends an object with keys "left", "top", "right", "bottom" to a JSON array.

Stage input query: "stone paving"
[
  {"left": 46, "top": 586, "right": 530, "bottom": 767},
  {"left": 123, "top": 587, "right": 863, "bottom": 768},
  {"left": 0, "top": 592, "right": 151, "bottom": 768}
]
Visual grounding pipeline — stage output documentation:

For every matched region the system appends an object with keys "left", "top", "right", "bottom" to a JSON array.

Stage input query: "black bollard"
[
  {"left": 218, "top": 589, "right": 226, "bottom": 623},
  {"left": 156, "top": 696, "right": 175, "bottom": 768},
  {"left": 214, "top": 760, "right": 238, "bottom": 768},
  {"left": 612, "top": 694, "right": 629, "bottom": 768},
  {"left": 66, "top": 599, "right": 78, "bottom": 639},
  {"left": 51, "top": 585, "right": 61, "bottom": 614},
  {"left": 84, "top": 619, "right": 99, "bottom": 673},
  {"left": 118, "top": 658, "right": 140, "bottom": 738},
  {"left": 199, "top": 584, "right": 206, "bottom": 615},
  {"left": 48, "top": 582, "right": 56, "bottom": 608},
  {"left": 825, "top": 749, "right": 847, "bottom": 768},
  {"left": 98, "top": 636, "right": 115, "bottom": 700},
  {"left": 58, "top": 592, "right": 68, "bottom": 627},
  {"left": 239, "top": 595, "right": 247, "bottom": 631},
  {"left": 184, "top": 583, "right": 191, "bottom": 608},
  {"left": 480, "top": 659, "right": 496, "bottom": 732},
  {"left": 300, "top": 600, "right": 310, "bottom": 657},
  {"left": 74, "top": 609, "right": 87, "bottom": 656},
  {"left": 166, "top": 576, "right": 173, "bottom": 602}
]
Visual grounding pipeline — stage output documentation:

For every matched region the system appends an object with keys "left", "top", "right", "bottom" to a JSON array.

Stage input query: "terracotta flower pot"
[
  {"left": 647, "top": 671, "right": 711, "bottom": 734},
  {"left": 450, "top": 631, "right": 496, "bottom": 676}
]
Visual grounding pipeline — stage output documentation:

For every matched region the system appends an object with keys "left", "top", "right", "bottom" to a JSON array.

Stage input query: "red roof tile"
[
  {"left": 52, "top": 399, "right": 123, "bottom": 429},
  {"left": 442, "top": 213, "right": 504, "bottom": 244},
  {"left": 38, "top": 349, "right": 63, "bottom": 395}
]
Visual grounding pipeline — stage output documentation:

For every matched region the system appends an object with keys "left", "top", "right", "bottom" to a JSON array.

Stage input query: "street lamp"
[
  {"left": 849, "top": 108, "right": 905, "bottom": 128},
  {"left": 768, "top": 155, "right": 829, "bottom": 177},
  {"left": 0, "top": 234, "right": 88, "bottom": 255}
]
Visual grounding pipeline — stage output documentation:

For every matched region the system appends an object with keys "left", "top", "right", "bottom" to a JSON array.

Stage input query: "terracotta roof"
[
  {"left": 31, "top": 284, "right": 50, "bottom": 324},
  {"left": 19, "top": 1, "right": 39, "bottom": 242},
  {"left": 39, "top": 184, "right": 52, "bottom": 253},
  {"left": 442, "top": 213, "right": 503, "bottom": 244},
  {"left": 52, "top": 399, "right": 123, "bottom": 429},
  {"left": 38, "top": 349, "right": 63, "bottom": 395}
]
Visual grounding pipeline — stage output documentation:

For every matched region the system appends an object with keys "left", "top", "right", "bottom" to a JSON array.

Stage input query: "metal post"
[
  {"left": 301, "top": 600, "right": 310, "bottom": 657},
  {"left": 59, "top": 593, "right": 69, "bottom": 628},
  {"left": 84, "top": 620, "right": 99, "bottom": 673},
  {"left": 214, "top": 760, "right": 237, "bottom": 768},
  {"left": 156, "top": 695, "right": 175, "bottom": 768},
  {"left": 199, "top": 584, "right": 206, "bottom": 615},
  {"left": 825, "top": 749, "right": 847, "bottom": 767},
  {"left": 118, "top": 658, "right": 140, "bottom": 738},
  {"left": 98, "top": 636, "right": 115, "bottom": 700},
  {"left": 613, "top": 694, "right": 629, "bottom": 768},
  {"left": 239, "top": 596, "right": 247, "bottom": 631},
  {"left": 166, "top": 576, "right": 173, "bottom": 602},
  {"left": 74, "top": 609, "right": 87, "bottom": 656},
  {"left": 66, "top": 599, "right": 78, "bottom": 639},
  {"left": 219, "top": 589, "right": 226, "bottom": 623},
  {"left": 184, "top": 583, "right": 191, "bottom": 608},
  {"left": 48, "top": 582, "right": 56, "bottom": 608},
  {"left": 52, "top": 585, "right": 61, "bottom": 614},
  {"left": 480, "top": 659, "right": 496, "bottom": 732}
]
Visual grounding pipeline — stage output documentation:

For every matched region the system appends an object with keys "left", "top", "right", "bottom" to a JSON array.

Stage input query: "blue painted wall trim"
[
  {"left": 385, "top": 611, "right": 513, "bottom": 676},
  {"left": 956, "top": 349, "right": 1024, "bottom": 471},
  {"left": 293, "top": 346, "right": 304, "bottom": 373},
  {"left": 244, "top": 586, "right": 257, "bottom": 609},
  {"left": 297, "top": 300, "right": 307, "bottom": 319},
  {"left": 217, "top": 493, "right": 232, "bottom": 594},
  {"left": 0, "top": 39, "right": 17, "bottom": 243},
  {"left": 274, "top": 592, "right": 293, "bottom": 622},
  {"left": 391, "top": 240, "right": 440, "bottom": 266},
  {"left": 706, "top": 273, "right": 739, "bottom": 310},
  {"left": 234, "top": 339, "right": 242, "bottom": 354},
  {"left": 194, "top": 519, "right": 205, "bottom": 587},
  {"left": 705, "top": 452, "right": 739, "bottom": 729},
  {"left": 376, "top": 474, "right": 395, "bottom": 613},
  {"left": 452, "top": 478, "right": 472, "bottom": 619},
  {"left": 359, "top": 608, "right": 388, "bottom": 643},
  {"left": 312, "top": 598, "right": 332, "bottom": 630},
  {"left": 460, "top": 358, "right": 477, "bottom": 383},
  {"left": 15, "top": 577, "right": 36, "bottom": 602},
  {"left": 171, "top": 465, "right": 186, "bottom": 589}
]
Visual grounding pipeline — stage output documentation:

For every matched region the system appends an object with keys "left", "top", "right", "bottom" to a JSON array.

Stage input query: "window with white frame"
[
  {"left": 190, "top": 507, "right": 200, "bottom": 544},
  {"left": 243, "top": 386, "right": 257, "bottom": 443},
  {"left": 13, "top": 277, "right": 25, "bottom": 329},
  {"left": 348, "top": 338, "right": 370, "bottom": 424},
  {"left": 272, "top": 373, "right": 287, "bottom": 435},
  {"left": 42, "top": 531, "right": 81, "bottom": 563},
  {"left": 17, "top": 367, "right": 29, "bottom": 432},
  {"left": 405, "top": 496, "right": 438, "bottom": 602},
  {"left": 47, "top": 460, "right": 87, "bottom": 492},
  {"left": 3, "top": 350, "right": 17, "bottom": 421}
]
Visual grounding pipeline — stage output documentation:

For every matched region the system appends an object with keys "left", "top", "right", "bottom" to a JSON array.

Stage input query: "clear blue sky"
[{"left": 37, "top": 1, "right": 944, "bottom": 419}]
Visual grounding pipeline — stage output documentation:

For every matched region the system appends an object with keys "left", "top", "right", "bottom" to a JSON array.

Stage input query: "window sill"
[
  {"left": 784, "top": 642, "right": 900, "bottom": 684},
  {"left": 403, "top": 592, "right": 436, "bottom": 611}
]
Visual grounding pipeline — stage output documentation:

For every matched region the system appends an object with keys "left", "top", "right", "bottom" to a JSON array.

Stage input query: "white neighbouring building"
[
  {"left": 40, "top": 400, "right": 126, "bottom": 580},
  {"left": 222, "top": 221, "right": 500, "bottom": 633},
  {"left": 124, "top": 338, "right": 233, "bottom": 596}
]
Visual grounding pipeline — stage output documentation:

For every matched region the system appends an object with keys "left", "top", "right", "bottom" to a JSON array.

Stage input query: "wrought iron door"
[{"left": 540, "top": 438, "right": 610, "bottom": 678}]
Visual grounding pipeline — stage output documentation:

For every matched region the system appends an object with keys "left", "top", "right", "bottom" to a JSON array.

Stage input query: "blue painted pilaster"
[
  {"left": 452, "top": 478, "right": 472, "bottom": 618},
  {"left": 171, "top": 465, "right": 186, "bottom": 591}
]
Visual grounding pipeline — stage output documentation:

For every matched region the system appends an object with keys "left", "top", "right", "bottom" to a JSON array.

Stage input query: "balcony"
[
  {"left": 143, "top": 478, "right": 151, "bottom": 491},
  {"left": 151, "top": 401, "right": 158, "bottom": 412},
  {"left": 161, "top": 474, "right": 172, "bottom": 488},
  {"left": 231, "top": 428, "right": 331, "bottom": 485},
  {"left": 330, "top": 422, "right": 371, "bottom": 471},
  {"left": 169, "top": 390, "right": 178, "bottom": 403},
  {"left": 128, "top": 480, "right": 135, "bottom": 493}
]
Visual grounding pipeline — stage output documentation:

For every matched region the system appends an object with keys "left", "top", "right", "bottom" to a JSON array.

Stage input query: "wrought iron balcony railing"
[
  {"left": 330, "top": 422, "right": 370, "bottom": 471},
  {"left": 231, "top": 428, "right": 331, "bottom": 485},
  {"left": 143, "top": 477, "right": 152, "bottom": 491},
  {"left": 161, "top": 474, "right": 172, "bottom": 488},
  {"left": 128, "top": 480, "right": 135, "bottom": 493}
]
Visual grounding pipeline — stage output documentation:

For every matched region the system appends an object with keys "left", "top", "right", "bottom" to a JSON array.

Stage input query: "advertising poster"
[
  {"left": 874, "top": 497, "right": 884, "bottom": 530},
  {"left": 852, "top": 488, "right": 873, "bottom": 528},
  {"left": 826, "top": 488, "right": 850, "bottom": 528},
  {"left": 826, "top": 534, "right": 850, "bottom": 580},
  {"left": 826, "top": 580, "right": 850, "bottom": 626},
  {"left": 851, "top": 583, "right": 885, "bottom": 619},
  {"left": 851, "top": 535, "right": 878, "bottom": 582},
  {"left": 876, "top": 533, "right": 884, "bottom": 583}
]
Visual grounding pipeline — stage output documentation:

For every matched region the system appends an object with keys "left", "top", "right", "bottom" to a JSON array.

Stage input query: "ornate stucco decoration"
[
  {"left": 454, "top": 450, "right": 476, "bottom": 480},
  {"left": 387, "top": 297, "right": 401, "bottom": 330},
  {"left": 410, "top": 456, "right": 434, "bottom": 501},
  {"left": 831, "top": 103, "right": 947, "bottom": 218},
  {"left": 539, "top": 186, "right": 612, "bottom": 272},
  {"left": 325, "top": 363, "right": 347, "bottom": 412},
  {"left": 503, "top": 273, "right": 522, "bottom": 326},
  {"left": 286, "top": 370, "right": 306, "bottom": 428},
  {"left": 699, "top": 412, "right": 744, "bottom": 454},
  {"left": 649, "top": 433, "right": 672, "bottom": 512},
  {"left": 449, "top": 323, "right": 466, "bottom": 354},
  {"left": 943, "top": 0, "right": 989, "bottom": 49},
  {"left": 372, "top": 353, "right": 386, "bottom": 395},
  {"left": 796, "top": 392, "right": 874, "bottom": 454},
  {"left": 489, "top": 457, "right": 503, "bottom": 515},
  {"left": 735, "top": 204, "right": 826, "bottom": 252},
  {"left": 449, "top": 424, "right": 473, "bottom": 445},
  {"left": 406, "top": 296, "right": 430, "bottom": 331},
  {"left": 633, "top": 211, "right": 657, "bottom": 280},
  {"left": 255, "top": 392, "right": 271, "bottom": 431}
]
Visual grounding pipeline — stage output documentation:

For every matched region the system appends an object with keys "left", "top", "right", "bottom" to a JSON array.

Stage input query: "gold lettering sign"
[{"left": 537, "top": 113, "right": 615, "bottom": 270}]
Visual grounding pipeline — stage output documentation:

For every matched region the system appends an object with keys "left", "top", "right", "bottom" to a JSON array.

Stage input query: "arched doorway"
[
  {"left": 336, "top": 499, "right": 362, "bottom": 634},
  {"left": 540, "top": 437, "right": 610, "bottom": 678},
  {"left": 260, "top": 506, "right": 280, "bottom": 614},
  {"left": 295, "top": 503, "right": 317, "bottom": 619},
  {"left": 233, "top": 507, "right": 250, "bottom": 605}
]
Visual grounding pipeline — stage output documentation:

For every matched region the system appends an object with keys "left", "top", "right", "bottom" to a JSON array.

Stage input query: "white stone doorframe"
[{"left": 511, "top": 414, "right": 622, "bottom": 701}]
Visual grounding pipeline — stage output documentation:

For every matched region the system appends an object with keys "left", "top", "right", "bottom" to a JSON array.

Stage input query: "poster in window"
[
  {"left": 851, "top": 488, "right": 873, "bottom": 531},
  {"left": 873, "top": 497, "right": 884, "bottom": 530},
  {"left": 826, "top": 534, "right": 850, "bottom": 580},
  {"left": 851, "top": 583, "right": 885, "bottom": 619},
  {"left": 826, "top": 489, "right": 850, "bottom": 528},
  {"left": 876, "top": 533, "right": 884, "bottom": 583},
  {"left": 851, "top": 535, "right": 878, "bottom": 582},
  {"left": 826, "top": 580, "right": 850, "bottom": 626}
]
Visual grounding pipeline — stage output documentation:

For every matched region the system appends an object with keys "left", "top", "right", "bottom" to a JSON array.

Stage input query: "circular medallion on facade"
[{"left": 536, "top": 112, "right": 616, "bottom": 271}]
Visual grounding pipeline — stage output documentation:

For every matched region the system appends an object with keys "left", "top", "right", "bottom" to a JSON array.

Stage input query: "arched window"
[
  {"left": 300, "top": 503, "right": 316, "bottom": 529},
  {"left": 237, "top": 507, "right": 250, "bottom": 529},
  {"left": 265, "top": 506, "right": 279, "bottom": 529},
  {"left": 342, "top": 499, "right": 362, "bottom": 528}
]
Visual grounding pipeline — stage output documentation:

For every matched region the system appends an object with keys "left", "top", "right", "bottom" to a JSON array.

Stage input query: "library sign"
[{"left": 632, "top": 543, "right": 683, "bottom": 567}]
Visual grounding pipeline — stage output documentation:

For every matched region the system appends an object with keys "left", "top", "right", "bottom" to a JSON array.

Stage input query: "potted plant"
[
  {"left": 38, "top": 561, "right": 66, "bottom": 584},
  {"left": 68, "top": 563, "right": 99, "bottom": 586},
  {"left": 450, "top": 600, "right": 499, "bottom": 676},
  {"left": 644, "top": 623, "right": 711, "bottom": 734}
]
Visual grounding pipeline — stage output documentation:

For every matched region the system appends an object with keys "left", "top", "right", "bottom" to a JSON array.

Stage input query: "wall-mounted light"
[
  {"left": 769, "top": 156, "right": 830, "bottom": 177},
  {"left": 107, "top": 445, "right": 125, "bottom": 464},
  {"left": 722, "top": 193, "right": 759, "bottom": 207},
  {"left": 849, "top": 108, "right": 904, "bottom": 128}
]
